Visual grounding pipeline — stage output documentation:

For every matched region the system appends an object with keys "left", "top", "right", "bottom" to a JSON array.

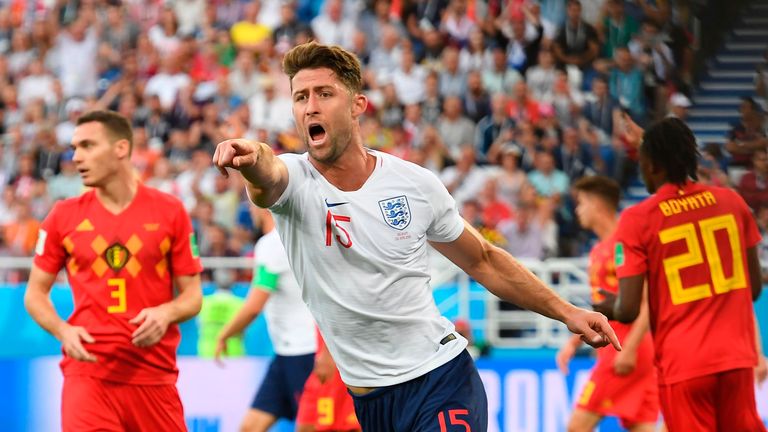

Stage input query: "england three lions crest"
[{"left": 378, "top": 196, "right": 411, "bottom": 230}]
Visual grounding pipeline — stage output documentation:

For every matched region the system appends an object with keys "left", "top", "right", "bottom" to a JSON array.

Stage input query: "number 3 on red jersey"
[{"left": 660, "top": 214, "right": 747, "bottom": 305}]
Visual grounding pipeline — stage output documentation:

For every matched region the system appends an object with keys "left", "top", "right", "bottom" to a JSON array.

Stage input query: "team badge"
[
  {"left": 105, "top": 243, "right": 130, "bottom": 272},
  {"left": 378, "top": 195, "right": 411, "bottom": 230}
]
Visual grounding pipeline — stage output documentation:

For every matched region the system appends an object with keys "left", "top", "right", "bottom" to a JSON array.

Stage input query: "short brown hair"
[
  {"left": 76, "top": 110, "right": 134, "bottom": 154},
  {"left": 572, "top": 175, "right": 621, "bottom": 211},
  {"left": 282, "top": 41, "right": 363, "bottom": 94}
]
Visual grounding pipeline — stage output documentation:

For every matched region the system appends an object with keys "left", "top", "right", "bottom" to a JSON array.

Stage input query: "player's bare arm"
[
  {"left": 130, "top": 273, "right": 202, "bottom": 347},
  {"left": 747, "top": 246, "right": 763, "bottom": 301},
  {"left": 25, "top": 264, "right": 97, "bottom": 362},
  {"left": 614, "top": 287, "right": 651, "bottom": 375},
  {"left": 214, "top": 288, "right": 270, "bottom": 363},
  {"left": 430, "top": 220, "right": 621, "bottom": 350},
  {"left": 612, "top": 275, "right": 644, "bottom": 323},
  {"left": 212, "top": 139, "right": 289, "bottom": 208}
]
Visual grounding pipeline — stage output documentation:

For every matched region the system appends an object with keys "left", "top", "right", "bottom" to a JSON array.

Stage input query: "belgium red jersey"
[
  {"left": 34, "top": 184, "right": 202, "bottom": 385},
  {"left": 615, "top": 181, "right": 760, "bottom": 385}
]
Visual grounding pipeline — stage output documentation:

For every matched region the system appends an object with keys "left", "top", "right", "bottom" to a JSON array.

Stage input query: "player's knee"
[
  {"left": 567, "top": 418, "right": 594, "bottom": 432},
  {"left": 239, "top": 409, "right": 274, "bottom": 432}
]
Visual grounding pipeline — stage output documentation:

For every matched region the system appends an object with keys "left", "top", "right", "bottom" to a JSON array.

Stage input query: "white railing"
[
  {"left": 0, "top": 253, "right": 593, "bottom": 349},
  {"left": 429, "top": 252, "right": 592, "bottom": 348}
]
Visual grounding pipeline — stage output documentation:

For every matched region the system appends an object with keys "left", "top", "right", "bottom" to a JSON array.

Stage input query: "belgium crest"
[{"left": 105, "top": 243, "right": 130, "bottom": 272}]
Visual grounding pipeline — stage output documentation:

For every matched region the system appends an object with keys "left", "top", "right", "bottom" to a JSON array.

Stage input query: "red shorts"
[
  {"left": 576, "top": 358, "right": 659, "bottom": 428},
  {"left": 658, "top": 368, "right": 766, "bottom": 432},
  {"left": 62, "top": 375, "right": 185, "bottom": 432},
  {"left": 296, "top": 371, "right": 360, "bottom": 431}
]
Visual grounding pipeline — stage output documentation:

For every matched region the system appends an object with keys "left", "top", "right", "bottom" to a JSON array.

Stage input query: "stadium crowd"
[{"left": 0, "top": 0, "right": 766, "bottom": 282}]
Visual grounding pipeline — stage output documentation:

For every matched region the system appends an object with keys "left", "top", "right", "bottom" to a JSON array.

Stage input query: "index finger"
[
  {"left": 212, "top": 143, "right": 230, "bottom": 177},
  {"left": 597, "top": 320, "right": 622, "bottom": 351}
]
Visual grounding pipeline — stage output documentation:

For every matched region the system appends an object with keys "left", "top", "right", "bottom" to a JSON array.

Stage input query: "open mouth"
[{"left": 308, "top": 124, "right": 326, "bottom": 143}]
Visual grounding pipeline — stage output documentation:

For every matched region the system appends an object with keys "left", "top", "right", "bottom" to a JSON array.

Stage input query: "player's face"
[
  {"left": 70, "top": 122, "right": 125, "bottom": 187},
  {"left": 291, "top": 67, "right": 366, "bottom": 164},
  {"left": 575, "top": 191, "right": 598, "bottom": 230}
]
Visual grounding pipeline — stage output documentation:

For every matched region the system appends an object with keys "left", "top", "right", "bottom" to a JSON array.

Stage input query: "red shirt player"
[
  {"left": 557, "top": 176, "right": 659, "bottom": 431},
  {"left": 24, "top": 110, "right": 203, "bottom": 432},
  {"left": 603, "top": 117, "right": 766, "bottom": 432},
  {"left": 296, "top": 328, "right": 361, "bottom": 432}
]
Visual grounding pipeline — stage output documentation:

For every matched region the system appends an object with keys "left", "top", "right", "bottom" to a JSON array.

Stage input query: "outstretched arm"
[
  {"left": 212, "top": 139, "right": 289, "bottom": 208},
  {"left": 214, "top": 288, "right": 271, "bottom": 362},
  {"left": 430, "top": 221, "right": 621, "bottom": 350}
]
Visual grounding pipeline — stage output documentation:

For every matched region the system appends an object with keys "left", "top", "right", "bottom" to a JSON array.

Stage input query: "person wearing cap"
[{"left": 666, "top": 92, "right": 691, "bottom": 121}]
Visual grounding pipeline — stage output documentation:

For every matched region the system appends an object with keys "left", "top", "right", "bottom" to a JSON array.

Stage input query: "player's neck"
[
  {"left": 312, "top": 143, "right": 375, "bottom": 192},
  {"left": 95, "top": 171, "right": 139, "bottom": 214},
  {"left": 593, "top": 214, "right": 617, "bottom": 241}
]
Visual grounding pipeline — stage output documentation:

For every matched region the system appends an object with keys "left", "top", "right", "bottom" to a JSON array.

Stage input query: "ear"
[
  {"left": 114, "top": 139, "right": 131, "bottom": 159},
  {"left": 351, "top": 93, "right": 368, "bottom": 118}
]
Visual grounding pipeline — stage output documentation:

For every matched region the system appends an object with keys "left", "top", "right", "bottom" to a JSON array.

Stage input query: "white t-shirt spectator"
[
  {"left": 144, "top": 72, "right": 191, "bottom": 110},
  {"left": 55, "top": 28, "right": 98, "bottom": 98}
]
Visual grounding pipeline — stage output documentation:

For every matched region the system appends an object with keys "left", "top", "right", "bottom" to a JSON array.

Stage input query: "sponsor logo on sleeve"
[{"left": 35, "top": 229, "right": 47, "bottom": 256}]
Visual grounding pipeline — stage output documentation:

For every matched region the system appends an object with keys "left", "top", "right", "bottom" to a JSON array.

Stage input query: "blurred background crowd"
[{"left": 0, "top": 0, "right": 767, "bottom": 284}]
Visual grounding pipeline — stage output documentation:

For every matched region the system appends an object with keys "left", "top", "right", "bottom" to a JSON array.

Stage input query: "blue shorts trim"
[
  {"left": 251, "top": 353, "right": 314, "bottom": 420},
  {"left": 349, "top": 350, "right": 487, "bottom": 432}
]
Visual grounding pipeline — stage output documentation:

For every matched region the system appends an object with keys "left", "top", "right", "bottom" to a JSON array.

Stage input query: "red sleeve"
[
  {"left": 169, "top": 200, "right": 203, "bottom": 276},
  {"left": 736, "top": 191, "right": 762, "bottom": 248},
  {"left": 614, "top": 206, "right": 648, "bottom": 278},
  {"left": 32, "top": 202, "right": 66, "bottom": 274}
]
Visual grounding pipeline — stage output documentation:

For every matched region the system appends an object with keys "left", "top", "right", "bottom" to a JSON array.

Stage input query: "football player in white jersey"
[
  {"left": 215, "top": 209, "right": 316, "bottom": 432},
  {"left": 213, "top": 41, "right": 621, "bottom": 431}
]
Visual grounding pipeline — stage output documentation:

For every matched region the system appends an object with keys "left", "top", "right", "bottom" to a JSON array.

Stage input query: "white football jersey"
[
  {"left": 253, "top": 230, "right": 317, "bottom": 356},
  {"left": 271, "top": 150, "right": 469, "bottom": 387}
]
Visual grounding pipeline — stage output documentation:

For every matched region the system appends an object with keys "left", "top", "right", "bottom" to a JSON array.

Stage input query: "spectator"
[
  {"left": 230, "top": 1, "right": 273, "bottom": 52},
  {"left": 441, "top": 0, "right": 477, "bottom": 47},
  {"left": 368, "top": 23, "right": 403, "bottom": 76},
  {"left": 272, "top": 0, "right": 312, "bottom": 54},
  {"left": 311, "top": 0, "right": 356, "bottom": 48},
  {"left": 47, "top": 150, "right": 82, "bottom": 201},
  {"left": 554, "top": 127, "right": 595, "bottom": 182},
  {"left": 420, "top": 70, "right": 443, "bottom": 125},
  {"left": 757, "top": 49, "right": 768, "bottom": 107},
  {"left": 552, "top": 0, "right": 599, "bottom": 77},
  {"left": 737, "top": 149, "right": 768, "bottom": 212},
  {"left": 596, "top": 0, "right": 639, "bottom": 59},
  {"left": 54, "top": 17, "right": 99, "bottom": 99},
  {"left": 7, "top": 30, "right": 34, "bottom": 77},
  {"left": 392, "top": 45, "right": 427, "bottom": 106},
  {"left": 249, "top": 77, "right": 293, "bottom": 134},
  {"left": 148, "top": 5, "right": 182, "bottom": 56},
  {"left": 475, "top": 93, "right": 515, "bottom": 162},
  {"left": 495, "top": 145, "right": 528, "bottom": 209},
  {"left": 500, "top": 15, "right": 542, "bottom": 75},
  {"left": 547, "top": 69, "right": 584, "bottom": 128},
  {"left": 482, "top": 45, "right": 524, "bottom": 96},
  {"left": 101, "top": 1, "right": 140, "bottom": 53},
  {"left": 608, "top": 47, "right": 645, "bottom": 123},
  {"left": 357, "top": 0, "right": 404, "bottom": 53},
  {"left": 497, "top": 201, "right": 549, "bottom": 259},
  {"left": 144, "top": 54, "right": 192, "bottom": 111},
  {"left": 725, "top": 98, "right": 768, "bottom": 175},
  {"left": 462, "top": 69, "right": 491, "bottom": 123},
  {"left": 440, "top": 145, "right": 491, "bottom": 205},
  {"left": 666, "top": 92, "right": 691, "bottom": 121},
  {"left": 197, "top": 269, "right": 245, "bottom": 358},
  {"left": 478, "top": 177, "right": 515, "bottom": 229},
  {"left": 582, "top": 74, "right": 621, "bottom": 135},
  {"left": 4, "top": 198, "right": 39, "bottom": 256},
  {"left": 172, "top": 0, "right": 206, "bottom": 37},
  {"left": 17, "top": 59, "right": 57, "bottom": 109},
  {"left": 628, "top": 19, "right": 675, "bottom": 120},
  {"left": 528, "top": 150, "right": 570, "bottom": 200},
  {"left": 507, "top": 81, "right": 541, "bottom": 125},
  {"left": 459, "top": 28, "right": 492, "bottom": 73},
  {"left": 526, "top": 49, "right": 559, "bottom": 102},
  {"left": 439, "top": 46, "right": 467, "bottom": 98},
  {"left": 437, "top": 96, "right": 476, "bottom": 159}
]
